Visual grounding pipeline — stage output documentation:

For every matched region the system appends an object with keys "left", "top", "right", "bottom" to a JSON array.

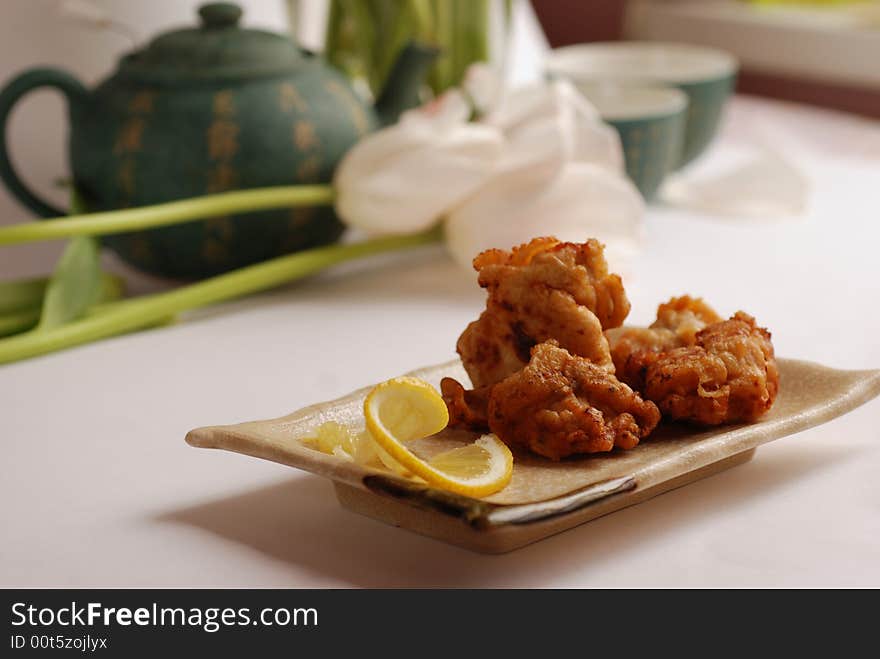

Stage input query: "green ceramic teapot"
[{"left": 0, "top": 2, "right": 437, "bottom": 278}]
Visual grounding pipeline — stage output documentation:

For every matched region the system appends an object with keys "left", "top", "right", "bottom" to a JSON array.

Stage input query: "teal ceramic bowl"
[
  {"left": 546, "top": 42, "right": 738, "bottom": 167},
  {"left": 577, "top": 83, "right": 687, "bottom": 201}
]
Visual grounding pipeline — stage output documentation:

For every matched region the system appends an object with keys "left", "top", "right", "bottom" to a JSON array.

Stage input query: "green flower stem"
[
  {"left": 0, "top": 308, "right": 40, "bottom": 337},
  {"left": 0, "top": 227, "right": 441, "bottom": 366},
  {"left": 0, "top": 185, "right": 335, "bottom": 246}
]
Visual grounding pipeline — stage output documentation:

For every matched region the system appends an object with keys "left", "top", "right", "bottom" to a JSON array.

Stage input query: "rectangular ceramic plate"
[{"left": 186, "top": 358, "right": 880, "bottom": 553}]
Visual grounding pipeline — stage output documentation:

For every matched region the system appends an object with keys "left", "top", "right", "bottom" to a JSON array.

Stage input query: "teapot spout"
[{"left": 374, "top": 41, "right": 440, "bottom": 126}]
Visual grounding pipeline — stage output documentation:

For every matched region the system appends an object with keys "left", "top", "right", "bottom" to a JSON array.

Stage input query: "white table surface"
[{"left": 1, "top": 96, "right": 879, "bottom": 588}]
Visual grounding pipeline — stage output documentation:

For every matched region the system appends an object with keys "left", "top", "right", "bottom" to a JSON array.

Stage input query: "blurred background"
[
  {"left": 1, "top": 0, "right": 878, "bottom": 284},
  {"left": 1, "top": 0, "right": 878, "bottom": 234},
  {"left": 537, "top": 0, "right": 880, "bottom": 117}
]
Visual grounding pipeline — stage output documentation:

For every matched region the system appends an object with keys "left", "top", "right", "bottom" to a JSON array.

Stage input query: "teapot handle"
[{"left": 0, "top": 68, "right": 88, "bottom": 217}]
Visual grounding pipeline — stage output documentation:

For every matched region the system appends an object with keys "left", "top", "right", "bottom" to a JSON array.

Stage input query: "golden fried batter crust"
[
  {"left": 440, "top": 377, "right": 491, "bottom": 430},
  {"left": 447, "top": 239, "right": 780, "bottom": 460},
  {"left": 458, "top": 237, "right": 630, "bottom": 388},
  {"left": 654, "top": 295, "right": 722, "bottom": 343},
  {"left": 606, "top": 295, "right": 722, "bottom": 391},
  {"left": 487, "top": 341, "right": 660, "bottom": 460},
  {"left": 644, "top": 312, "right": 779, "bottom": 425}
]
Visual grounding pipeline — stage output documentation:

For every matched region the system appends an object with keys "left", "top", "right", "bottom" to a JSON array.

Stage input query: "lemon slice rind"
[{"left": 364, "top": 377, "right": 512, "bottom": 497}]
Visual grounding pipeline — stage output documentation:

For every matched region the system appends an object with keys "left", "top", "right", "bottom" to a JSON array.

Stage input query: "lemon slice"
[
  {"left": 364, "top": 377, "right": 450, "bottom": 441},
  {"left": 364, "top": 377, "right": 513, "bottom": 497},
  {"left": 423, "top": 435, "right": 514, "bottom": 497},
  {"left": 302, "top": 421, "right": 408, "bottom": 474}
]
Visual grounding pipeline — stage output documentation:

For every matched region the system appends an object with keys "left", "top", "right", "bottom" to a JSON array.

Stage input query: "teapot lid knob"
[{"left": 198, "top": 2, "right": 242, "bottom": 29}]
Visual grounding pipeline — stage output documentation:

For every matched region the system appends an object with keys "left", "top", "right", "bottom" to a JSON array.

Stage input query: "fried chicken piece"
[
  {"left": 644, "top": 312, "right": 779, "bottom": 425},
  {"left": 607, "top": 299, "right": 778, "bottom": 424},
  {"left": 473, "top": 237, "right": 631, "bottom": 329},
  {"left": 606, "top": 295, "right": 722, "bottom": 391},
  {"left": 456, "top": 311, "right": 533, "bottom": 391},
  {"left": 487, "top": 341, "right": 660, "bottom": 460},
  {"left": 653, "top": 295, "right": 722, "bottom": 343},
  {"left": 458, "top": 237, "right": 630, "bottom": 388},
  {"left": 440, "top": 377, "right": 490, "bottom": 430}
]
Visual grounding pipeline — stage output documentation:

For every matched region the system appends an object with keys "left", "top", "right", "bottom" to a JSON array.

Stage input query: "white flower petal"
[
  {"left": 463, "top": 63, "right": 502, "bottom": 116},
  {"left": 335, "top": 65, "right": 633, "bottom": 247},
  {"left": 481, "top": 76, "right": 624, "bottom": 177},
  {"left": 571, "top": 117, "right": 625, "bottom": 173},
  {"left": 400, "top": 88, "right": 472, "bottom": 128},
  {"left": 334, "top": 89, "right": 504, "bottom": 234},
  {"left": 445, "top": 162, "right": 644, "bottom": 272}
]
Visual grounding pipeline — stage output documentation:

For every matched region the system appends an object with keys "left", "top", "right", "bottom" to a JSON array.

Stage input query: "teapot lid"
[{"left": 118, "top": 2, "right": 310, "bottom": 83}]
